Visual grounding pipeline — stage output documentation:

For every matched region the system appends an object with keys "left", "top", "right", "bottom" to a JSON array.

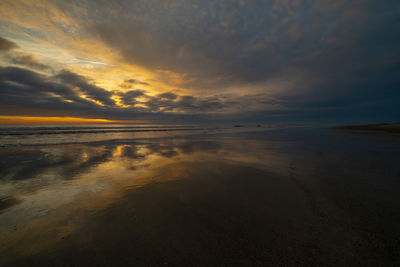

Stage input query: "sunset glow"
[
  {"left": 0, "top": 115, "right": 119, "bottom": 124},
  {"left": 1, "top": 1, "right": 400, "bottom": 266},
  {"left": 0, "top": 0, "right": 397, "bottom": 124}
]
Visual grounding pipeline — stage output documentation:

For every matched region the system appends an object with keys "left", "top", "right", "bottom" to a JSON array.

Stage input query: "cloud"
[
  {"left": 124, "top": 79, "right": 149, "bottom": 86},
  {"left": 0, "top": 65, "right": 283, "bottom": 122},
  {"left": 118, "top": 90, "right": 145, "bottom": 106},
  {"left": 0, "top": 1, "right": 399, "bottom": 123},
  {"left": 0, "top": 66, "right": 90, "bottom": 109},
  {"left": 0, "top": 36, "right": 18, "bottom": 51},
  {"left": 158, "top": 92, "right": 177, "bottom": 100},
  {"left": 55, "top": 1, "right": 399, "bottom": 98},
  {"left": 55, "top": 70, "right": 115, "bottom": 106},
  {"left": 9, "top": 52, "right": 50, "bottom": 70},
  {"left": 0, "top": 36, "right": 50, "bottom": 70}
]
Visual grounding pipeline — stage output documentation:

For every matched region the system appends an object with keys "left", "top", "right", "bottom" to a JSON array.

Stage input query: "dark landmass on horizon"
[{"left": 336, "top": 123, "right": 400, "bottom": 134}]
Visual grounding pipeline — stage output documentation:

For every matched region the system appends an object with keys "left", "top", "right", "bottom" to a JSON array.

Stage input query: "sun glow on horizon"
[{"left": 0, "top": 115, "right": 120, "bottom": 124}]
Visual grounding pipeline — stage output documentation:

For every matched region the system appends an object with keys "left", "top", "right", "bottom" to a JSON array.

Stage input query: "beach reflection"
[
  {"left": 1, "top": 129, "right": 400, "bottom": 266},
  {"left": 0, "top": 137, "right": 289, "bottom": 261}
]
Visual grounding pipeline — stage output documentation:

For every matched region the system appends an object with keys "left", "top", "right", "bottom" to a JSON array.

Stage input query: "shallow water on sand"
[{"left": 1, "top": 127, "right": 400, "bottom": 266}]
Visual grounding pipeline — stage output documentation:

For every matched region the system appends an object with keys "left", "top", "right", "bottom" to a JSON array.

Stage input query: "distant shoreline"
[{"left": 336, "top": 123, "right": 400, "bottom": 133}]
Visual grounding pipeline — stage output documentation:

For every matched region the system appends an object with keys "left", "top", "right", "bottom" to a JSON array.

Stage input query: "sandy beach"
[{"left": 0, "top": 127, "right": 399, "bottom": 266}]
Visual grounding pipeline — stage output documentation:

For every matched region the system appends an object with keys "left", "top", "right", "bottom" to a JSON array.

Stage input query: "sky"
[{"left": 0, "top": 0, "right": 399, "bottom": 125}]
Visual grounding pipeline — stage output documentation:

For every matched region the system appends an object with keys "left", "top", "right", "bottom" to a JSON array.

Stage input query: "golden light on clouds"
[
  {"left": 0, "top": 0, "right": 182, "bottom": 99},
  {"left": 78, "top": 94, "right": 105, "bottom": 106},
  {"left": 1, "top": 0, "right": 394, "bottom": 123},
  {"left": 111, "top": 95, "right": 130, "bottom": 108}
]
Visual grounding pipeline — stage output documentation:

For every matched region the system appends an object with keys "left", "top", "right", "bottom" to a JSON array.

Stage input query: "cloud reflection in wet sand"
[
  {"left": 0, "top": 137, "right": 289, "bottom": 262},
  {"left": 1, "top": 129, "right": 400, "bottom": 266}
]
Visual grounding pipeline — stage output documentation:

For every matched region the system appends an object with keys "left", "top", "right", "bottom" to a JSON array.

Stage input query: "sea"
[{"left": 0, "top": 124, "right": 274, "bottom": 146}]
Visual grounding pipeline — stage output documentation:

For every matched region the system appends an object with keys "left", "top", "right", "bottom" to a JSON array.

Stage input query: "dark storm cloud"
[
  {"left": 118, "top": 90, "right": 145, "bottom": 106},
  {"left": 0, "top": 66, "right": 148, "bottom": 121},
  {"left": 0, "top": 66, "right": 141, "bottom": 120},
  {"left": 158, "top": 92, "right": 177, "bottom": 100},
  {"left": 55, "top": 70, "right": 115, "bottom": 106},
  {"left": 0, "top": 66, "right": 95, "bottom": 110},
  {"left": 74, "top": 0, "right": 359, "bottom": 85},
  {"left": 143, "top": 92, "right": 241, "bottom": 114},
  {"left": 1, "top": 0, "right": 400, "bottom": 123},
  {"left": 51, "top": 0, "right": 399, "bottom": 122},
  {"left": 145, "top": 94, "right": 227, "bottom": 113},
  {"left": 0, "top": 66, "right": 257, "bottom": 121}
]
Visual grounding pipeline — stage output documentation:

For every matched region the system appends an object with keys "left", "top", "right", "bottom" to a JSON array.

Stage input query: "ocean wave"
[{"left": 0, "top": 125, "right": 189, "bottom": 131}]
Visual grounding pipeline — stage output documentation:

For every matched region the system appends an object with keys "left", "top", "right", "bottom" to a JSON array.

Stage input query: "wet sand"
[{"left": 1, "top": 128, "right": 400, "bottom": 266}]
